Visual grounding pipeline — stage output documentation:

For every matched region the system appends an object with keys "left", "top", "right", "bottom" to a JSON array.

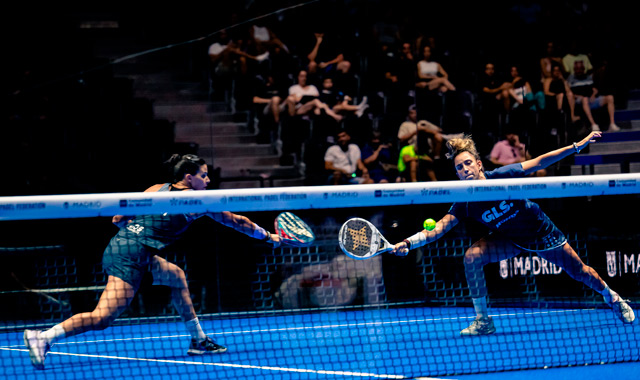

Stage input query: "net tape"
[{"left": 1, "top": 173, "right": 638, "bottom": 220}]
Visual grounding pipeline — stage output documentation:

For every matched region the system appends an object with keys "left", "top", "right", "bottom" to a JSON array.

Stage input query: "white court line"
[
  {"left": 0, "top": 308, "right": 589, "bottom": 349},
  {"left": 0, "top": 347, "right": 410, "bottom": 379},
  {"left": 0, "top": 309, "right": 593, "bottom": 379}
]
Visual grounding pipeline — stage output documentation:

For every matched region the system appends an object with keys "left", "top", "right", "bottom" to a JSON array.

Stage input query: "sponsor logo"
[
  {"left": 374, "top": 189, "right": 405, "bottom": 198},
  {"left": 608, "top": 179, "right": 637, "bottom": 188},
  {"left": 481, "top": 200, "right": 513, "bottom": 223},
  {"left": 227, "top": 195, "right": 264, "bottom": 202},
  {"left": 566, "top": 182, "right": 594, "bottom": 188},
  {"left": 119, "top": 199, "right": 153, "bottom": 208},
  {"left": 327, "top": 192, "right": 358, "bottom": 198},
  {"left": 605, "top": 251, "right": 640, "bottom": 277},
  {"left": 1, "top": 203, "right": 46, "bottom": 211},
  {"left": 474, "top": 185, "right": 507, "bottom": 193},
  {"left": 421, "top": 188, "right": 451, "bottom": 196},
  {"left": 169, "top": 198, "right": 203, "bottom": 207},
  {"left": 499, "top": 255, "right": 563, "bottom": 279},
  {"left": 63, "top": 201, "right": 102, "bottom": 209}
]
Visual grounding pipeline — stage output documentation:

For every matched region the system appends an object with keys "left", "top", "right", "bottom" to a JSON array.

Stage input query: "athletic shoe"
[
  {"left": 608, "top": 298, "right": 636, "bottom": 324},
  {"left": 23, "top": 330, "right": 51, "bottom": 370},
  {"left": 187, "top": 336, "right": 227, "bottom": 355},
  {"left": 591, "top": 124, "right": 601, "bottom": 131},
  {"left": 607, "top": 123, "right": 621, "bottom": 132},
  {"left": 460, "top": 316, "right": 496, "bottom": 336}
]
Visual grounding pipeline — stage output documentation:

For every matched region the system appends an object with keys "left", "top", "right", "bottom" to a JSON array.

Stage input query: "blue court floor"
[{"left": 1, "top": 306, "right": 638, "bottom": 379}]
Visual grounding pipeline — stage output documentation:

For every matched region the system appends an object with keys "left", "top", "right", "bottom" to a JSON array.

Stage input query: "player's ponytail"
[
  {"left": 165, "top": 154, "right": 206, "bottom": 182},
  {"left": 446, "top": 135, "right": 481, "bottom": 161}
]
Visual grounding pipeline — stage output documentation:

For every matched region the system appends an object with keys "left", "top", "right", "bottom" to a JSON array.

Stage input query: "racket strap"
[{"left": 404, "top": 231, "right": 427, "bottom": 250}]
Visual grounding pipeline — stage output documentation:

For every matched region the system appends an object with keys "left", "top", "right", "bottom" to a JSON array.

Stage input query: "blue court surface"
[{"left": 1, "top": 306, "right": 638, "bottom": 379}]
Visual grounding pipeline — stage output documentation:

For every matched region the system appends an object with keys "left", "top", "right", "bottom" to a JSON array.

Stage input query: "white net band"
[{"left": 0, "top": 173, "right": 638, "bottom": 220}]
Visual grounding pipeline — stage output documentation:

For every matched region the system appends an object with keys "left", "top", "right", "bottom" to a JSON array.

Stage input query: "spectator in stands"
[
  {"left": 539, "top": 40, "right": 566, "bottom": 83},
  {"left": 567, "top": 60, "right": 620, "bottom": 132},
  {"left": 361, "top": 130, "right": 398, "bottom": 183},
  {"left": 542, "top": 63, "right": 580, "bottom": 123},
  {"left": 508, "top": 65, "right": 545, "bottom": 112},
  {"left": 285, "top": 69, "right": 343, "bottom": 122},
  {"left": 253, "top": 73, "right": 285, "bottom": 125},
  {"left": 479, "top": 62, "right": 512, "bottom": 114},
  {"left": 378, "top": 41, "right": 418, "bottom": 114},
  {"left": 324, "top": 129, "right": 372, "bottom": 185},
  {"left": 23, "top": 154, "right": 283, "bottom": 370},
  {"left": 562, "top": 39, "right": 593, "bottom": 76},
  {"left": 398, "top": 105, "right": 456, "bottom": 160},
  {"left": 397, "top": 135, "right": 438, "bottom": 182},
  {"left": 319, "top": 76, "right": 369, "bottom": 119},
  {"left": 415, "top": 45, "right": 456, "bottom": 94}
]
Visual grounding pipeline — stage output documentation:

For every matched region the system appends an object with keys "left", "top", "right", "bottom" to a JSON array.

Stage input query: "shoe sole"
[
  {"left": 23, "top": 331, "right": 45, "bottom": 370},
  {"left": 460, "top": 328, "right": 496, "bottom": 336},
  {"left": 187, "top": 347, "right": 228, "bottom": 355}
]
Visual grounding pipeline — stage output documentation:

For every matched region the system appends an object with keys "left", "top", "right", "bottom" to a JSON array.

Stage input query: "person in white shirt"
[{"left": 324, "top": 130, "right": 372, "bottom": 185}]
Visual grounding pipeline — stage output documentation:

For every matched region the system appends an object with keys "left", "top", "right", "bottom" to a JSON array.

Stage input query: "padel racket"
[
  {"left": 338, "top": 218, "right": 393, "bottom": 260},
  {"left": 274, "top": 212, "right": 316, "bottom": 247}
]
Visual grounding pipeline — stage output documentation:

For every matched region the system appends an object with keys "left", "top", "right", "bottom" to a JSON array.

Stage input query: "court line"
[
  {"left": 0, "top": 308, "right": 591, "bottom": 349},
  {"left": 0, "top": 347, "right": 411, "bottom": 379}
]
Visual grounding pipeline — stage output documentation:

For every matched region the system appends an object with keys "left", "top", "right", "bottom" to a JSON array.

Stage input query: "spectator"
[
  {"left": 397, "top": 135, "right": 437, "bottom": 182},
  {"left": 542, "top": 63, "right": 580, "bottom": 123},
  {"left": 479, "top": 62, "right": 512, "bottom": 114},
  {"left": 508, "top": 65, "right": 545, "bottom": 112},
  {"left": 489, "top": 129, "right": 546, "bottom": 176},
  {"left": 285, "top": 69, "right": 343, "bottom": 122},
  {"left": 252, "top": 73, "right": 286, "bottom": 145},
  {"left": 319, "top": 76, "right": 368, "bottom": 119},
  {"left": 415, "top": 45, "right": 456, "bottom": 94},
  {"left": 567, "top": 61, "right": 620, "bottom": 132},
  {"left": 378, "top": 41, "right": 418, "bottom": 115},
  {"left": 398, "top": 105, "right": 458, "bottom": 160},
  {"left": 361, "top": 130, "right": 398, "bottom": 183},
  {"left": 562, "top": 39, "right": 593, "bottom": 76},
  {"left": 324, "top": 130, "right": 372, "bottom": 185},
  {"left": 539, "top": 40, "right": 566, "bottom": 82}
]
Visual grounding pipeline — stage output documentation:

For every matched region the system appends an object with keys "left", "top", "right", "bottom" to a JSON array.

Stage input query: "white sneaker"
[
  {"left": 591, "top": 124, "right": 601, "bottom": 131},
  {"left": 460, "top": 316, "right": 496, "bottom": 336},
  {"left": 608, "top": 298, "right": 636, "bottom": 324},
  {"left": 608, "top": 123, "right": 621, "bottom": 132},
  {"left": 356, "top": 104, "right": 369, "bottom": 118},
  {"left": 23, "top": 330, "right": 51, "bottom": 370}
]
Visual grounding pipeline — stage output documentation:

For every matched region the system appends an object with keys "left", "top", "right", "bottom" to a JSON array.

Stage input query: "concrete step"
[
  {"left": 175, "top": 122, "right": 254, "bottom": 137},
  {"left": 213, "top": 155, "right": 281, "bottom": 168},
  {"left": 588, "top": 141, "right": 640, "bottom": 154},
  {"left": 175, "top": 134, "right": 258, "bottom": 146},
  {"left": 198, "top": 144, "right": 275, "bottom": 158},
  {"left": 217, "top": 165, "right": 299, "bottom": 178},
  {"left": 217, "top": 177, "right": 306, "bottom": 189}
]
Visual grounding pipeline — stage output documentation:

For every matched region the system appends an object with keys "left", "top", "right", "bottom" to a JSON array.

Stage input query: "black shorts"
[{"left": 102, "top": 236, "right": 157, "bottom": 288}]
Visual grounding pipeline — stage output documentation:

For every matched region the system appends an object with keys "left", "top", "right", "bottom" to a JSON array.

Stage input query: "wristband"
[
  {"left": 252, "top": 225, "right": 270, "bottom": 241},
  {"left": 405, "top": 232, "right": 427, "bottom": 250},
  {"left": 573, "top": 142, "right": 580, "bottom": 154}
]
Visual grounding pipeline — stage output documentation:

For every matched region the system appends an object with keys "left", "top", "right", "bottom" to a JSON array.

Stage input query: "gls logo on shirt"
[
  {"left": 482, "top": 200, "right": 513, "bottom": 223},
  {"left": 127, "top": 224, "right": 145, "bottom": 235}
]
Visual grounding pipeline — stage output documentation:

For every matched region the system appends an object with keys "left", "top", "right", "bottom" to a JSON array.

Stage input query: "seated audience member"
[
  {"left": 479, "top": 62, "right": 512, "bottom": 113},
  {"left": 397, "top": 133, "right": 437, "bottom": 182},
  {"left": 319, "top": 76, "right": 369, "bottom": 118},
  {"left": 489, "top": 129, "right": 546, "bottom": 176},
  {"left": 508, "top": 65, "right": 545, "bottom": 112},
  {"left": 324, "top": 130, "right": 372, "bottom": 185},
  {"left": 285, "top": 69, "right": 343, "bottom": 122},
  {"left": 567, "top": 61, "right": 620, "bottom": 132},
  {"left": 542, "top": 63, "right": 580, "bottom": 122},
  {"left": 361, "top": 130, "right": 398, "bottom": 183}
]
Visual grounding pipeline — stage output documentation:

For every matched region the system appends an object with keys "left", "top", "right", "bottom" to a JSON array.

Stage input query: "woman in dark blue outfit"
[
  {"left": 25, "top": 154, "right": 281, "bottom": 369},
  {"left": 391, "top": 132, "right": 635, "bottom": 335}
]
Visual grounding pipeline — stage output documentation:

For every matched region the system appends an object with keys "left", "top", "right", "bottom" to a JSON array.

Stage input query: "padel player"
[
  {"left": 24, "top": 154, "right": 281, "bottom": 369},
  {"left": 391, "top": 132, "right": 636, "bottom": 335}
]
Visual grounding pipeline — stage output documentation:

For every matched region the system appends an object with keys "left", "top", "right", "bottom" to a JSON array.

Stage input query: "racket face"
[
  {"left": 339, "top": 218, "right": 386, "bottom": 260},
  {"left": 275, "top": 212, "right": 316, "bottom": 247}
]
